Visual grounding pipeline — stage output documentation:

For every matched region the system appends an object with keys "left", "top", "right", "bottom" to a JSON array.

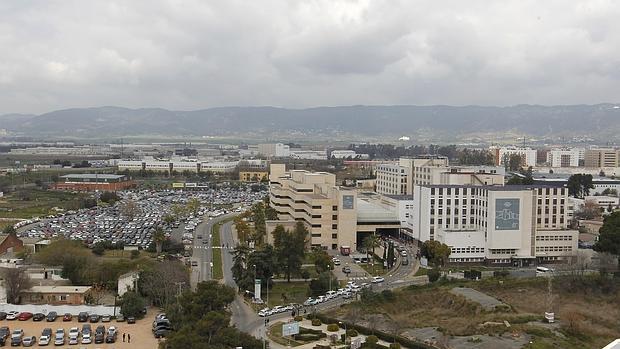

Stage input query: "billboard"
[
  {"left": 495, "top": 198, "right": 520, "bottom": 230},
  {"left": 172, "top": 182, "right": 185, "bottom": 188},
  {"left": 343, "top": 195, "right": 354, "bottom": 209},
  {"left": 254, "top": 279, "right": 262, "bottom": 301},
  {"left": 282, "top": 322, "right": 300, "bottom": 336}
]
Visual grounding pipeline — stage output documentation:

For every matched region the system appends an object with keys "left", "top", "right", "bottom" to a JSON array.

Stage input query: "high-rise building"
[
  {"left": 410, "top": 184, "right": 578, "bottom": 265},
  {"left": 490, "top": 146, "right": 537, "bottom": 168},
  {"left": 547, "top": 148, "right": 581, "bottom": 167},
  {"left": 584, "top": 148, "right": 620, "bottom": 168}
]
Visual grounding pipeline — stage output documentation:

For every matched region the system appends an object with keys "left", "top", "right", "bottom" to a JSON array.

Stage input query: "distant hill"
[{"left": 1, "top": 104, "right": 619, "bottom": 140}]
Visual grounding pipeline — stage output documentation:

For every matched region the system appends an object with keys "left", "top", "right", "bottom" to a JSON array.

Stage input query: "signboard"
[
  {"left": 185, "top": 183, "right": 197, "bottom": 188},
  {"left": 254, "top": 279, "right": 262, "bottom": 301},
  {"left": 495, "top": 198, "right": 520, "bottom": 230},
  {"left": 172, "top": 182, "right": 185, "bottom": 188},
  {"left": 343, "top": 195, "right": 354, "bottom": 210},
  {"left": 282, "top": 322, "right": 300, "bottom": 336}
]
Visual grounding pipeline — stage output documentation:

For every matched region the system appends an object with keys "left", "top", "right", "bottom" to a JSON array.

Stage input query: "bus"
[{"left": 536, "top": 266, "right": 553, "bottom": 274}]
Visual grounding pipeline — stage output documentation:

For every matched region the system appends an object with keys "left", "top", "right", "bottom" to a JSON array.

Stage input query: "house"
[
  {"left": 117, "top": 271, "right": 139, "bottom": 296},
  {"left": 20, "top": 286, "right": 92, "bottom": 305},
  {"left": 0, "top": 233, "right": 24, "bottom": 255}
]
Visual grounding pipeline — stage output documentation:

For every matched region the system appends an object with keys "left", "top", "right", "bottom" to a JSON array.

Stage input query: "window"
[
  {"left": 332, "top": 215, "right": 338, "bottom": 220},
  {"left": 332, "top": 206, "right": 338, "bottom": 211},
  {"left": 331, "top": 234, "right": 337, "bottom": 239},
  {"left": 332, "top": 224, "right": 338, "bottom": 229}
]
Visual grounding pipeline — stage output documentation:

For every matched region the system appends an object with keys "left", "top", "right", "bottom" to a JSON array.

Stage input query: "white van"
[{"left": 536, "top": 266, "right": 552, "bottom": 274}]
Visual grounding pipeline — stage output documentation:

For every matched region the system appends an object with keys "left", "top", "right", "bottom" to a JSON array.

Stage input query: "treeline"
[{"left": 348, "top": 144, "right": 494, "bottom": 165}]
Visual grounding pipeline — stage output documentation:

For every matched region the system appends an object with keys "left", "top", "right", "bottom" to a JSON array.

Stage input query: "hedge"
[
  {"left": 327, "top": 324, "right": 340, "bottom": 332},
  {"left": 294, "top": 315, "right": 303, "bottom": 322},
  {"left": 313, "top": 314, "right": 434, "bottom": 349},
  {"left": 347, "top": 329, "right": 359, "bottom": 337},
  {"left": 366, "top": 335, "right": 379, "bottom": 344},
  {"left": 311, "top": 318, "right": 322, "bottom": 326}
]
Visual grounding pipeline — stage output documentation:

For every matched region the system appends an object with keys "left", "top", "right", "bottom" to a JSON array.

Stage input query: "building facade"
[
  {"left": 490, "top": 146, "right": 537, "bottom": 167},
  {"left": 52, "top": 174, "right": 135, "bottom": 192},
  {"left": 584, "top": 148, "right": 620, "bottom": 168},
  {"left": 547, "top": 148, "right": 581, "bottom": 167},
  {"left": 411, "top": 184, "right": 578, "bottom": 265}
]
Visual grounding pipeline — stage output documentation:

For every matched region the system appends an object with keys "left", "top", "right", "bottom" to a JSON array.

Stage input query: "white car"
[
  {"left": 371, "top": 276, "right": 385, "bottom": 283},
  {"left": 54, "top": 329, "right": 65, "bottom": 346},
  {"left": 39, "top": 334, "right": 51, "bottom": 346},
  {"left": 6, "top": 311, "right": 19, "bottom": 320},
  {"left": 81, "top": 333, "right": 92, "bottom": 344},
  {"left": 68, "top": 327, "right": 80, "bottom": 337},
  {"left": 68, "top": 334, "right": 79, "bottom": 345},
  {"left": 11, "top": 329, "right": 24, "bottom": 340}
]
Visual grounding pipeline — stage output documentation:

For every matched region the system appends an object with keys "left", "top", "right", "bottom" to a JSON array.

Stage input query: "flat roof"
[
  {"left": 23, "top": 286, "right": 92, "bottom": 294},
  {"left": 420, "top": 184, "right": 562, "bottom": 191},
  {"left": 356, "top": 198, "right": 399, "bottom": 222},
  {"left": 61, "top": 174, "right": 125, "bottom": 180}
]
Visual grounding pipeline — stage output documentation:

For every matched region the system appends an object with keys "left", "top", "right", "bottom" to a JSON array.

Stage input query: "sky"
[{"left": 1, "top": 0, "right": 619, "bottom": 114}]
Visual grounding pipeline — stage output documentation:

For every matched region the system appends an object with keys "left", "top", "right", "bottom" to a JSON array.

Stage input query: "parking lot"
[
  {"left": 16, "top": 186, "right": 266, "bottom": 251},
  {"left": 0, "top": 312, "right": 159, "bottom": 348}
]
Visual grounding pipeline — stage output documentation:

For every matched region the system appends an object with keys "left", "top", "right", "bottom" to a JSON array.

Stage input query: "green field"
[
  {"left": 211, "top": 222, "right": 223, "bottom": 279},
  {"left": 267, "top": 281, "right": 310, "bottom": 307},
  {"left": 0, "top": 189, "right": 86, "bottom": 219}
]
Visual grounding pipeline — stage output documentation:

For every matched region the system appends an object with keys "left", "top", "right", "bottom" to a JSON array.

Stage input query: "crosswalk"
[{"left": 192, "top": 245, "right": 234, "bottom": 250}]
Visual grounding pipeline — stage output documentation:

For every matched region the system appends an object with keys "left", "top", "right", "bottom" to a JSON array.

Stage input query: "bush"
[
  {"left": 493, "top": 270, "right": 510, "bottom": 278},
  {"left": 327, "top": 324, "right": 339, "bottom": 332},
  {"left": 312, "top": 319, "right": 322, "bottom": 326},
  {"left": 390, "top": 343, "right": 401, "bottom": 349},
  {"left": 428, "top": 268, "right": 441, "bottom": 282},
  {"left": 366, "top": 335, "right": 379, "bottom": 344},
  {"left": 347, "top": 329, "right": 359, "bottom": 337},
  {"left": 294, "top": 315, "right": 303, "bottom": 322},
  {"left": 130, "top": 250, "right": 140, "bottom": 259}
]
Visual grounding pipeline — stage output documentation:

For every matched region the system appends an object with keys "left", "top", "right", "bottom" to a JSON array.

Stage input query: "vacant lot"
[
  {"left": 0, "top": 189, "right": 82, "bottom": 219},
  {"left": 326, "top": 276, "right": 620, "bottom": 349}
]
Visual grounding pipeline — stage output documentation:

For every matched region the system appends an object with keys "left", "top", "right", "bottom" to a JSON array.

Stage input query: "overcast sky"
[{"left": 1, "top": 0, "right": 619, "bottom": 114}]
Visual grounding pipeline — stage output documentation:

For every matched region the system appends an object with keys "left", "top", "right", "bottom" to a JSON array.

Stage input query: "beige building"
[
  {"left": 267, "top": 164, "right": 399, "bottom": 251},
  {"left": 239, "top": 170, "right": 269, "bottom": 182},
  {"left": 584, "top": 148, "right": 620, "bottom": 168}
]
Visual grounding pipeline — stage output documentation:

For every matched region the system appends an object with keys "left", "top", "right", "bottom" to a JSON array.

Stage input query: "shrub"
[
  {"left": 493, "top": 270, "right": 510, "bottom": 278},
  {"left": 327, "top": 324, "right": 339, "bottom": 332},
  {"left": 390, "top": 343, "right": 401, "bottom": 349},
  {"left": 311, "top": 318, "right": 322, "bottom": 326},
  {"left": 366, "top": 335, "right": 379, "bottom": 344},
  {"left": 294, "top": 315, "right": 303, "bottom": 322},
  {"left": 428, "top": 268, "right": 441, "bottom": 282},
  {"left": 347, "top": 329, "right": 359, "bottom": 337}
]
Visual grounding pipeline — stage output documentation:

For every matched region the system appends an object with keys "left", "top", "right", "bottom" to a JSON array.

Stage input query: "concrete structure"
[
  {"left": 258, "top": 143, "right": 290, "bottom": 158},
  {"left": 117, "top": 271, "right": 139, "bottom": 297},
  {"left": 118, "top": 158, "right": 240, "bottom": 173},
  {"left": 375, "top": 156, "right": 503, "bottom": 196},
  {"left": 329, "top": 150, "right": 368, "bottom": 159},
  {"left": 289, "top": 150, "right": 327, "bottom": 160},
  {"left": 529, "top": 172, "right": 620, "bottom": 196},
  {"left": 490, "top": 146, "right": 537, "bottom": 167},
  {"left": 584, "top": 148, "right": 620, "bottom": 168},
  {"left": 21, "top": 286, "right": 92, "bottom": 305},
  {"left": 267, "top": 165, "right": 399, "bottom": 251},
  {"left": 52, "top": 174, "right": 135, "bottom": 192},
  {"left": 547, "top": 148, "right": 581, "bottom": 167},
  {"left": 411, "top": 185, "right": 578, "bottom": 265},
  {"left": 239, "top": 170, "right": 269, "bottom": 182}
]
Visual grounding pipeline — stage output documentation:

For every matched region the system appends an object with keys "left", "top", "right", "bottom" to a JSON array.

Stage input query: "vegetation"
[
  {"left": 120, "top": 291, "right": 147, "bottom": 318},
  {"left": 0, "top": 189, "right": 94, "bottom": 219},
  {"left": 273, "top": 222, "right": 308, "bottom": 282},
  {"left": 594, "top": 211, "right": 620, "bottom": 265},
  {"left": 164, "top": 281, "right": 262, "bottom": 349},
  {"left": 567, "top": 174, "right": 594, "bottom": 198},
  {"left": 212, "top": 222, "right": 223, "bottom": 279},
  {"left": 308, "top": 271, "right": 338, "bottom": 297},
  {"left": 2, "top": 267, "right": 31, "bottom": 304},
  {"left": 420, "top": 240, "right": 451, "bottom": 267},
  {"left": 231, "top": 243, "right": 277, "bottom": 295},
  {"left": 139, "top": 260, "right": 189, "bottom": 307}
]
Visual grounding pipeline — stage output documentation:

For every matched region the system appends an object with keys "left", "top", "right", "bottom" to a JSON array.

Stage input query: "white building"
[
  {"left": 118, "top": 158, "right": 240, "bottom": 173},
  {"left": 117, "top": 271, "right": 140, "bottom": 296},
  {"left": 258, "top": 143, "right": 290, "bottom": 158},
  {"left": 410, "top": 185, "right": 578, "bottom": 265},
  {"left": 490, "top": 146, "right": 537, "bottom": 168},
  {"left": 547, "top": 148, "right": 581, "bottom": 167},
  {"left": 289, "top": 150, "right": 327, "bottom": 160}
]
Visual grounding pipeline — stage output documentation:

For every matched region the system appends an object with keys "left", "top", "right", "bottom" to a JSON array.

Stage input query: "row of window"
[
  {"left": 490, "top": 249, "right": 517, "bottom": 255},
  {"left": 535, "top": 235, "right": 573, "bottom": 241},
  {"left": 535, "top": 246, "right": 573, "bottom": 252},
  {"left": 451, "top": 247, "right": 485, "bottom": 254},
  {"left": 311, "top": 233, "right": 339, "bottom": 239}
]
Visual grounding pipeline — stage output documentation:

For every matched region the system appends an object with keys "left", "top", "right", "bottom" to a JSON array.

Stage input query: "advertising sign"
[
  {"left": 343, "top": 195, "right": 354, "bottom": 209},
  {"left": 282, "top": 322, "right": 300, "bottom": 336},
  {"left": 495, "top": 198, "right": 520, "bottom": 230},
  {"left": 172, "top": 182, "right": 185, "bottom": 188}
]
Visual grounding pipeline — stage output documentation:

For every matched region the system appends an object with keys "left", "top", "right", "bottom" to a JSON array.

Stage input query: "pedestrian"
[
  {"left": 122, "top": 333, "right": 126, "bottom": 342},
  {"left": 128, "top": 334, "right": 131, "bottom": 343}
]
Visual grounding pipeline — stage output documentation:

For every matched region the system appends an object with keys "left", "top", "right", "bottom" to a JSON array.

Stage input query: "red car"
[
  {"left": 63, "top": 313, "right": 72, "bottom": 321},
  {"left": 17, "top": 312, "right": 33, "bottom": 321}
]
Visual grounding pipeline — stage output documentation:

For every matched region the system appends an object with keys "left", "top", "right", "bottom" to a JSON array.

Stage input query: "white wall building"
[
  {"left": 410, "top": 184, "right": 578, "bottom": 265},
  {"left": 547, "top": 148, "right": 581, "bottom": 167},
  {"left": 258, "top": 143, "right": 290, "bottom": 158},
  {"left": 289, "top": 150, "right": 327, "bottom": 160},
  {"left": 490, "top": 146, "right": 537, "bottom": 167}
]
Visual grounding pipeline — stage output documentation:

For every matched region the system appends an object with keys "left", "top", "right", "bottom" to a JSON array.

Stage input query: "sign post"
[{"left": 255, "top": 279, "right": 262, "bottom": 302}]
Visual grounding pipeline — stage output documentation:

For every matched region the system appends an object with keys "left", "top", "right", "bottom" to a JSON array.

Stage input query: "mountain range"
[{"left": 1, "top": 104, "right": 619, "bottom": 141}]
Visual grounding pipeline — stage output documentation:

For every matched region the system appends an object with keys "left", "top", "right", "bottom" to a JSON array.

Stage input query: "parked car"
[
  {"left": 105, "top": 327, "right": 117, "bottom": 343},
  {"left": 81, "top": 324, "right": 91, "bottom": 335},
  {"left": 6, "top": 311, "right": 19, "bottom": 321},
  {"left": 68, "top": 334, "right": 79, "bottom": 345},
  {"left": 17, "top": 312, "right": 33, "bottom": 321},
  {"left": 33, "top": 313, "right": 46, "bottom": 321},
  {"left": 39, "top": 328, "right": 52, "bottom": 346},
  {"left": 153, "top": 328, "right": 170, "bottom": 338},
  {"left": 77, "top": 312, "right": 88, "bottom": 322},
  {"left": 10, "top": 329, "right": 23, "bottom": 346},
  {"left": 127, "top": 316, "right": 136, "bottom": 324},
  {"left": 0, "top": 326, "right": 10, "bottom": 345},
  {"left": 63, "top": 313, "right": 72, "bottom": 321},
  {"left": 54, "top": 328, "right": 64, "bottom": 346},
  {"left": 101, "top": 314, "right": 111, "bottom": 322},
  {"left": 0, "top": 312, "right": 7, "bottom": 320},
  {"left": 81, "top": 332, "right": 92, "bottom": 344},
  {"left": 94, "top": 325, "right": 105, "bottom": 344},
  {"left": 342, "top": 266, "right": 351, "bottom": 273},
  {"left": 22, "top": 335, "right": 36, "bottom": 347},
  {"left": 115, "top": 314, "right": 125, "bottom": 322},
  {"left": 46, "top": 312, "right": 58, "bottom": 322},
  {"left": 89, "top": 314, "right": 100, "bottom": 323}
]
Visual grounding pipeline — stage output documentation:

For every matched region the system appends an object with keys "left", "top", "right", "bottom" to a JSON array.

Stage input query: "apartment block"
[
  {"left": 410, "top": 184, "right": 578, "bottom": 265},
  {"left": 547, "top": 148, "right": 581, "bottom": 167},
  {"left": 267, "top": 164, "right": 400, "bottom": 251},
  {"left": 490, "top": 146, "right": 537, "bottom": 167},
  {"left": 584, "top": 148, "right": 620, "bottom": 168}
]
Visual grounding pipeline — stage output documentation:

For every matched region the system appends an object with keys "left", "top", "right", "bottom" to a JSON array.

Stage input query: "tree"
[
  {"left": 311, "top": 247, "right": 333, "bottom": 273},
  {"left": 273, "top": 223, "right": 307, "bottom": 282},
  {"left": 99, "top": 191, "right": 120, "bottom": 204},
  {"left": 120, "top": 199, "right": 141, "bottom": 220},
  {"left": 421, "top": 240, "right": 451, "bottom": 267},
  {"left": 120, "top": 291, "right": 147, "bottom": 318},
  {"left": 308, "top": 271, "right": 338, "bottom": 297},
  {"left": 186, "top": 198, "right": 201, "bottom": 216},
  {"left": 567, "top": 174, "right": 594, "bottom": 198},
  {"left": 139, "top": 260, "right": 189, "bottom": 307},
  {"left": 363, "top": 235, "right": 381, "bottom": 266},
  {"left": 2, "top": 224, "right": 16, "bottom": 235},
  {"left": 153, "top": 226, "right": 166, "bottom": 255},
  {"left": 593, "top": 211, "right": 620, "bottom": 266},
  {"left": 576, "top": 200, "right": 602, "bottom": 220},
  {"left": 2, "top": 267, "right": 31, "bottom": 304}
]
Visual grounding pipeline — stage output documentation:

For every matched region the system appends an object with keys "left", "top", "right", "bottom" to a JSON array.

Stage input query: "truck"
[{"left": 340, "top": 246, "right": 351, "bottom": 256}]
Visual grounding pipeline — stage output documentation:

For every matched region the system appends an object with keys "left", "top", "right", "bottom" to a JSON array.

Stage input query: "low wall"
[{"left": 0, "top": 303, "right": 118, "bottom": 316}]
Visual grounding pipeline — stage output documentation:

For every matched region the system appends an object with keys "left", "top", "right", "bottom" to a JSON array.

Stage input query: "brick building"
[
  {"left": 0, "top": 233, "right": 24, "bottom": 255},
  {"left": 52, "top": 174, "right": 135, "bottom": 192}
]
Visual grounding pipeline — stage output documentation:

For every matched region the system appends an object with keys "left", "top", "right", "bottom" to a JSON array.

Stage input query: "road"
[{"left": 190, "top": 214, "right": 236, "bottom": 289}]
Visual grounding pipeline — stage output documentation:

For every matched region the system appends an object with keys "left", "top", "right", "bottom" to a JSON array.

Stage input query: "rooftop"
[
  {"left": 356, "top": 198, "right": 399, "bottom": 223},
  {"left": 61, "top": 174, "right": 125, "bottom": 180},
  {"left": 22, "top": 285, "right": 92, "bottom": 294}
]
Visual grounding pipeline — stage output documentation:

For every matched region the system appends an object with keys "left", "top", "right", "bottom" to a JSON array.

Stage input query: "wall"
[{"left": 0, "top": 303, "right": 117, "bottom": 315}]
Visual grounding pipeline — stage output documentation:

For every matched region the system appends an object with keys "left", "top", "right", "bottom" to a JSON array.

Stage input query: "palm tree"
[
  {"left": 363, "top": 235, "right": 382, "bottom": 273},
  {"left": 153, "top": 226, "right": 166, "bottom": 255}
]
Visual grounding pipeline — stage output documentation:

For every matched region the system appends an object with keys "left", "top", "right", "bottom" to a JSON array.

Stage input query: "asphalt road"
[{"left": 190, "top": 214, "right": 236, "bottom": 288}]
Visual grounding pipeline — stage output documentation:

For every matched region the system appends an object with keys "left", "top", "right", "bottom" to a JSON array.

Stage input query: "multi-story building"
[
  {"left": 267, "top": 164, "right": 399, "bottom": 251},
  {"left": 410, "top": 184, "right": 578, "bottom": 265},
  {"left": 490, "top": 146, "right": 537, "bottom": 168},
  {"left": 118, "top": 158, "right": 242, "bottom": 173},
  {"left": 258, "top": 143, "right": 290, "bottom": 158},
  {"left": 584, "top": 148, "right": 620, "bottom": 168},
  {"left": 547, "top": 148, "right": 581, "bottom": 167},
  {"left": 52, "top": 174, "right": 135, "bottom": 192}
]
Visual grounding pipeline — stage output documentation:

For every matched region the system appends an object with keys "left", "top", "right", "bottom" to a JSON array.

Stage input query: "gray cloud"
[{"left": 0, "top": 0, "right": 619, "bottom": 114}]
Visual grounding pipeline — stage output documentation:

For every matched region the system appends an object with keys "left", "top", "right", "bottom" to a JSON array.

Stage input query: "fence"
[{"left": 0, "top": 303, "right": 119, "bottom": 316}]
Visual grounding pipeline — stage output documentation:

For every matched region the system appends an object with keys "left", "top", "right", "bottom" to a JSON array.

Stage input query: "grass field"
[
  {"left": 268, "top": 321, "right": 304, "bottom": 347},
  {"left": 267, "top": 281, "right": 310, "bottom": 307},
  {"left": 0, "top": 189, "right": 83, "bottom": 219},
  {"left": 211, "top": 222, "right": 223, "bottom": 279}
]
